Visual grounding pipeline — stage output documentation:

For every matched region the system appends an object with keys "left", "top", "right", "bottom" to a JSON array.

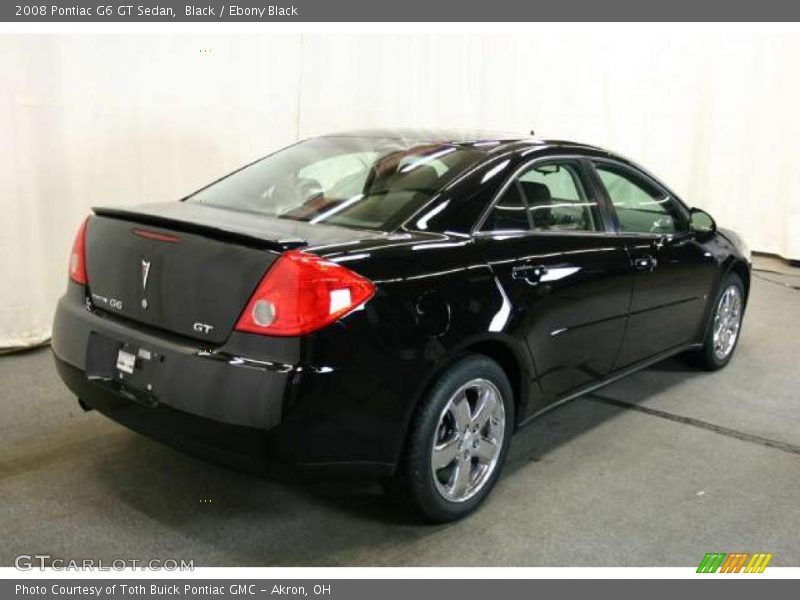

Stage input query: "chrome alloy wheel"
[
  {"left": 430, "top": 378, "right": 506, "bottom": 503},
  {"left": 713, "top": 285, "right": 742, "bottom": 361}
]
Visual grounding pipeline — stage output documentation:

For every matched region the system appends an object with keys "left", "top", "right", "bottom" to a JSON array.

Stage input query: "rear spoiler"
[{"left": 92, "top": 207, "right": 308, "bottom": 252}]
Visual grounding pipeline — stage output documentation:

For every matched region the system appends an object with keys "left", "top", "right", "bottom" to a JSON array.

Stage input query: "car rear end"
[
  {"left": 52, "top": 207, "right": 384, "bottom": 473},
  {"left": 51, "top": 133, "right": 497, "bottom": 475}
]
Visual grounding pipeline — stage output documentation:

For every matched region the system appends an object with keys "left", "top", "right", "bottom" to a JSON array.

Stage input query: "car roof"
[
  {"left": 318, "top": 128, "right": 525, "bottom": 144},
  {"left": 315, "top": 128, "right": 611, "bottom": 156}
]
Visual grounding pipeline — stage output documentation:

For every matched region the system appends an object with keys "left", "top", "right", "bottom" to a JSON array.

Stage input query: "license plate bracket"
[{"left": 86, "top": 333, "right": 161, "bottom": 402}]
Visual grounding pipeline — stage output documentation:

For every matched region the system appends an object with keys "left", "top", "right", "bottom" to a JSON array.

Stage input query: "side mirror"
[{"left": 689, "top": 207, "right": 716, "bottom": 234}]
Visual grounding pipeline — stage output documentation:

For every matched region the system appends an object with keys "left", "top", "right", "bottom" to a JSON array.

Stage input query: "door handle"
[
  {"left": 633, "top": 255, "right": 658, "bottom": 271},
  {"left": 512, "top": 263, "right": 549, "bottom": 284}
]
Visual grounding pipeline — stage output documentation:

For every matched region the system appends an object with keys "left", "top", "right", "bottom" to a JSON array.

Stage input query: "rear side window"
[
  {"left": 481, "top": 182, "right": 530, "bottom": 232},
  {"left": 518, "top": 163, "right": 599, "bottom": 231},
  {"left": 482, "top": 160, "right": 601, "bottom": 233},
  {"left": 594, "top": 162, "right": 684, "bottom": 234}
]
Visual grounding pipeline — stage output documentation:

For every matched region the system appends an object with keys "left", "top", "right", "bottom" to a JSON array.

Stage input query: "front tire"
[
  {"left": 688, "top": 272, "right": 745, "bottom": 370},
  {"left": 389, "top": 355, "right": 514, "bottom": 523}
]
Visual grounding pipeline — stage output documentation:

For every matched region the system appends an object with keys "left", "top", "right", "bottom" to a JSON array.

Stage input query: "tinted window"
[
  {"left": 594, "top": 162, "right": 683, "bottom": 234},
  {"left": 187, "top": 137, "right": 486, "bottom": 231},
  {"left": 482, "top": 160, "right": 601, "bottom": 233},
  {"left": 518, "top": 162, "right": 600, "bottom": 231},
  {"left": 482, "top": 182, "right": 530, "bottom": 232}
]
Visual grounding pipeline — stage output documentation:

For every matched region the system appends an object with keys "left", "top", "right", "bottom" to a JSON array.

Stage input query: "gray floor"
[{"left": 2, "top": 265, "right": 799, "bottom": 567}]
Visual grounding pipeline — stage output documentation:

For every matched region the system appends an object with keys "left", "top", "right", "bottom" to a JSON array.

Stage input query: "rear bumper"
[
  {"left": 51, "top": 287, "right": 395, "bottom": 476},
  {"left": 54, "top": 355, "right": 272, "bottom": 472}
]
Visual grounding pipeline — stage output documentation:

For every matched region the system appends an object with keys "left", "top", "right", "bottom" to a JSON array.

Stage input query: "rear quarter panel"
[{"left": 292, "top": 234, "right": 536, "bottom": 467}]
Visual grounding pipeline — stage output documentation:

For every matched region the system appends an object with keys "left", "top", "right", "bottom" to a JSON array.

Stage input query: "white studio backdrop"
[{"left": 1, "top": 30, "right": 799, "bottom": 348}]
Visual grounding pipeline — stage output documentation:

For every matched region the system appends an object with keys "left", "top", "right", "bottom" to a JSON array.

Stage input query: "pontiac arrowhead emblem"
[{"left": 141, "top": 260, "right": 151, "bottom": 292}]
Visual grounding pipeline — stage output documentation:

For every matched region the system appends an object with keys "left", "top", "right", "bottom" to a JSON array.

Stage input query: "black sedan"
[{"left": 52, "top": 129, "right": 751, "bottom": 521}]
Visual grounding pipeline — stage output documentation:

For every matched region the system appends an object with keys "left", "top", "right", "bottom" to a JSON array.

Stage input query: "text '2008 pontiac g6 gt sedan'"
[{"left": 52, "top": 129, "right": 750, "bottom": 521}]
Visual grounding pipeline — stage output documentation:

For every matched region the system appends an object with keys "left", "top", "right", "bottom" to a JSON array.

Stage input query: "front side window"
[
  {"left": 482, "top": 160, "right": 601, "bottom": 233},
  {"left": 594, "top": 162, "right": 685, "bottom": 235},
  {"left": 187, "top": 137, "right": 486, "bottom": 231}
]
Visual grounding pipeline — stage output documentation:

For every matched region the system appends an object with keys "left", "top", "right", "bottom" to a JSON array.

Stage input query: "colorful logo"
[{"left": 697, "top": 552, "right": 773, "bottom": 573}]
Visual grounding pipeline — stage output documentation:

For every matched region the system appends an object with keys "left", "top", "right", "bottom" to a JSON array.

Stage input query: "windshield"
[{"left": 186, "top": 137, "right": 487, "bottom": 231}]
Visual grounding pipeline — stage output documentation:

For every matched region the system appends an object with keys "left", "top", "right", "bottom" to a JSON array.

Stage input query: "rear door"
[
  {"left": 475, "top": 157, "right": 632, "bottom": 411},
  {"left": 588, "top": 159, "right": 717, "bottom": 367}
]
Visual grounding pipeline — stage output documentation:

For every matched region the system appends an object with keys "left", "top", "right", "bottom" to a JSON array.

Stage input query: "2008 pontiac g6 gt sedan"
[{"left": 52, "top": 129, "right": 751, "bottom": 521}]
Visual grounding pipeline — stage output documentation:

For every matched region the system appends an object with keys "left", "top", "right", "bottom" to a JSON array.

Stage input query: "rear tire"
[
  {"left": 685, "top": 272, "right": 745, "bottom": 371},
  {"left": 388, "top": 355, "right": 514, "bottom": 523}
]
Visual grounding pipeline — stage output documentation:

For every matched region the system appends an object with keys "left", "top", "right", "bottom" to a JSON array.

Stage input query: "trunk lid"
[{"left": 85, "top": 202, "right": 378, "bottom": 344}]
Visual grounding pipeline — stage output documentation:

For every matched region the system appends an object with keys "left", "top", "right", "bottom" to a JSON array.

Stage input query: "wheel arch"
[
  {"left": 388, "top": 334, "right": 532, "bottom": 476},
  {"left": 398, "top": 334, "right": 532, "bottom": 455},
  {"left": 728, "top": 259, "right": 751, "bottom": 307},
  {"left": 459, "top": 338, "right": 527, "bottom": 426},
  {"left": 695, "top": 255, "right": 751, "bottom": 346}
]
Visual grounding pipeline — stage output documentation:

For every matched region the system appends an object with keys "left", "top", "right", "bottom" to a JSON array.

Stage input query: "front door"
[{"left": 589, "top": 159, "right": 717, "bottom": 368}]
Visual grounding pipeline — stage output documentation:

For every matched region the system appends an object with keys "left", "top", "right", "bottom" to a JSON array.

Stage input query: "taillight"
[
  {"left": 235, "top": 250, "right": 375, "bottom": 336},
  {"left": 68, "top": 216, "right": 90, "bottom": 285}
]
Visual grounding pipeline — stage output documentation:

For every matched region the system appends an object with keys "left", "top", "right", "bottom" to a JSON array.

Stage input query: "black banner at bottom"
[{"left": 4, "top": 579, "right": 796, "bottom": 600}]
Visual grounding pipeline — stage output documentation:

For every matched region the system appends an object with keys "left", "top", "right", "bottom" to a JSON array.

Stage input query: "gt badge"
[{"left": 193, "top": 322, "right": 214, "bottom": 334}]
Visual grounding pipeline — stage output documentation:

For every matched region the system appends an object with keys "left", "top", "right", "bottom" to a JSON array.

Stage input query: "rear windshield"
[{"left": 186, "top": 137, "right": 487, "bottom": 231}]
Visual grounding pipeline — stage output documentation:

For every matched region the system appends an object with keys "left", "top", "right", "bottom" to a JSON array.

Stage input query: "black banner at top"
[{"left": 4, "top": 0, "right": 800, "bottom": 22}]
